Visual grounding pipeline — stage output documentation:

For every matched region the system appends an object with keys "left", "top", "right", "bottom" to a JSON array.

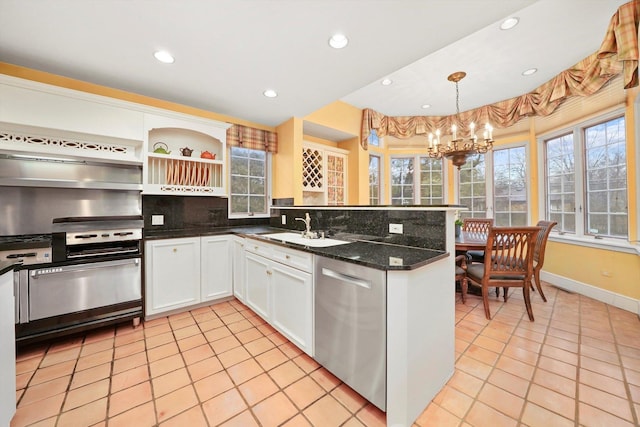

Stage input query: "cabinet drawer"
[
  {"left": 245, "top": 240, "right": 274, "bottom": 258},
  {"left": 272, "top": 246, "right": 313, "bottom": 273}
]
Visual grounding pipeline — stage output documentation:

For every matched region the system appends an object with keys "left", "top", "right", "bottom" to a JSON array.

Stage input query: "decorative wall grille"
[{"left": 0, "top": 130, "right": 133, "bottom": 156}]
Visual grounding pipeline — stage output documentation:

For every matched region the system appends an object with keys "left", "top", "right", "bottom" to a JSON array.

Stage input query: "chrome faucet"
[{"left": 295, "top": 212, "right": 316, "bottom": 239}]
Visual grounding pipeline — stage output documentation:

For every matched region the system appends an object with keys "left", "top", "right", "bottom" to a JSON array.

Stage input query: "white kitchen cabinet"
[
  {"left": 270, "top": 261, "right": 313, "bottom": 354},
  {"left": 145, "top": 237, "right": 201, "bottom": 316},
  {"left": 0, "top": 76, "right": 144, "bottom": 143},
  {"left": 143, "top": 113, "right": 230, "bottom": 196},
  {"left": 201, "top": 235, "right": 232, "bottom": 301},
  {"left": 232, "top": 236, "right": 247, "bottom": 302},
  {"left": 145, "top": 234, "right": 235, "bottom": 318},
  {"left": 244, "top": 239, "right": 314, "bottom": 355},
  {"left": 0, "top": 269, "right": 16, "bottom": 426},
  {"left": 302, "top": 142, "right": 348, "bottom": 205},
  {"left": 245, "top": 251, "right": 271, "bottom": 320}
]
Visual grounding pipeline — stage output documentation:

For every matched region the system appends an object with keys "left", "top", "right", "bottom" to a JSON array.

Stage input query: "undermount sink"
[{"left": 260, "top": 232, "right": 351, "bottom": 248}]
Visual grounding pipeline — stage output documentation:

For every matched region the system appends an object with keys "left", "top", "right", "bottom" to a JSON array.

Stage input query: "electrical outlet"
[
  {"left": 389, "top": 256, "right": 404, "bottom": 266},
  {"left": 389, "top": 223, "right": 403, "bottom": 234},
  {"left": 281, "top": 215, "right": 287, "bottom": 225},
  {"left": 151, "top": 215, "right": 164, "bottom": 226}
]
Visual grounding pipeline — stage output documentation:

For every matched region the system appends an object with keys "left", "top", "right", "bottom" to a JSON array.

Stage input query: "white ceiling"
[{"left": 0, "top": 0, "right": 629, "bottom": 131}]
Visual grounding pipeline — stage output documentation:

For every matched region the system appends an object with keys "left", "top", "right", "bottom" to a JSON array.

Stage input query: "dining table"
[{"left": 455, "top": 231, "right": 489, "bottom": 251}]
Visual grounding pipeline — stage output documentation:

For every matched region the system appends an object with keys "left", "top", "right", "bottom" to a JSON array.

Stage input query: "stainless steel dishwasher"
[{"left": 314, "top": 256, "right": 386, "bottom": 411}]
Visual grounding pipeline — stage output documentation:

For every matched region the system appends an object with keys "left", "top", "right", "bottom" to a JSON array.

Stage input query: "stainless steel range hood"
[{"left": 0, "top": 154, "right": 142, "bottom": 190}]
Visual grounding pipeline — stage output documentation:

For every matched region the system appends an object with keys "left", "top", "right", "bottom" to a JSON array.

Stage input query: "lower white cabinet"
[
  {"left": 145, "top": 237, "right": 201, "bottom": 316},
  {"left": 270, "top": 261, "right": 313, "bottom": 355},
  {"left": 244, "top": 240, "right": 313, "bottom": 356},
  {"left": 232, "top": 236, "right": 246, "bottom": 302},
  {"left": 201, "top": 235, "right": 232, "bottom": 301},
  {"left": 0, "top": 269, "right": 16, "bottom": 426},
  {"left": 145, "top": 234, "right": 232, "bottom": 317}
]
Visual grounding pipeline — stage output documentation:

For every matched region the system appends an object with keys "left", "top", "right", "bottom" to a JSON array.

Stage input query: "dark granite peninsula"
[{"left": 269, "top": 205, "right": 461, "bottom": 427}]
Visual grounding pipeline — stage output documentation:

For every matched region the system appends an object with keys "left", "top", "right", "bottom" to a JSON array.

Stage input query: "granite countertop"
[
  {"left": 145, "top": 226, "right": 448, "bottom": 271},
  {"left": 0, "top": 260, "right": 20, "bottom": 275}
]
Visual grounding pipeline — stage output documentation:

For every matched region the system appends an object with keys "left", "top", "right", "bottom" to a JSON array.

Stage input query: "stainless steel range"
[{"left": 13, "top": 216, "right": 143, "bottom": 344}]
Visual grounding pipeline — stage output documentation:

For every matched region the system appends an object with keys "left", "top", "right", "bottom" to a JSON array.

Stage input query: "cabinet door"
[
  {"left": 270, "top": 262, "right": 313, "bottom": 356},
  {"left": 145, "top": 237, "right": 200, "bottom": 317},
  {"left": 326, "top": 152, "right": 346, "bottom": 205},
  {"left": 0, "top": 270, "right": 15, "bottom": 426},
  {"left": 232, "top": 236, "right": 246, "bottom": 302},
  {"left": 201, "top": 235, "right": 232, "bottom": 301},
  {"left": 245, "top": 252, "right": 271, "bottom": 321}
]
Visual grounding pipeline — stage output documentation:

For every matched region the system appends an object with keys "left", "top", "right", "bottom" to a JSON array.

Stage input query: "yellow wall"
[
  {"left": 274, "top": 118, "right": 303, "bottom": 204},
  {"left": 304, "top": 101, "right": 362, "bottom": 135},
  {"left": 545, "top": 242, "right": 640, "bottom": 299}
]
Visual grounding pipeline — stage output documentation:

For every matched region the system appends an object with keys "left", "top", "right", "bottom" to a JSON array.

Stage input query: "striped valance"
[{"left": 226, "top": 124, "right": 277, "bottom": 153}]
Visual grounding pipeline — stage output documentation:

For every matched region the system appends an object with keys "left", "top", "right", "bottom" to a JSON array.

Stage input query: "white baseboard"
[{"left": 540, "top": 271, "right": 640, "bottom": 315}]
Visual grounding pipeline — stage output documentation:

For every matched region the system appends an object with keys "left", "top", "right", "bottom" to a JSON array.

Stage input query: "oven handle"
[{"left": 30, "top": 258, "right": 140, "bottom": 279}]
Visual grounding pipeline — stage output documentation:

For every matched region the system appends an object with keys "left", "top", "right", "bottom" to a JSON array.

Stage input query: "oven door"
[{"left": 26, "top": 258, "right": 141, "bottom": 321}]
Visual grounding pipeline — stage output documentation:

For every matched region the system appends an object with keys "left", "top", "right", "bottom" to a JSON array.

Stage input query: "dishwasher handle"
[{"left": 321, "top": 267, "right": 371, "bottom": 289}]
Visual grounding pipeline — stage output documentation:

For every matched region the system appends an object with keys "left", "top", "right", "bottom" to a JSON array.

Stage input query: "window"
[
  {"left": 367, "top": 129, "right": 380, "bottom": 147},
  {"left": 419, "top": 157, "right": 444, "bottom": 204},
  {"left": 545, "top": 133, "right": 575, "bottom": 232},
  {"left": 543, "top": 114, "right": 627, "bottom": 238},
  {"left": 458, "top": 154, "right": 487, "bottom": 218},
  {"left": 369, "top": 155, "right": 381, "bottom": 205},
  {"left": 390, "top": 156, "right": 444, "bottom": 205},
  {"left": 585, "top": 117, "right": 627, "bottom": 237},
  {"left": 229, "top": 147, "right": 268, "bottom": 216},
  {"left": 390, "top": 157, "right": 414, "bottom": 205},
  {"left": 493, "top": 146, "right": 528, "bottom": 226}
]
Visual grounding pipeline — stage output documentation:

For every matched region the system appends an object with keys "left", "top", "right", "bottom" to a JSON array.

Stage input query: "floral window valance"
[
  {"left": 226, "top": 124, "right": 278, "bottom": 153},
  {"left": 361, "top": 0, "right": 640, "bottom": 149}
]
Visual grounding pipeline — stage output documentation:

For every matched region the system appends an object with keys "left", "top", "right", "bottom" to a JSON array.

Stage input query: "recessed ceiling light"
[
  {"left": 328, "top": 34, "right": 349, "bottom": 49},
  {"left": 500, "top": 17, "right": 519, "bottom": 30},
  {"left": 522, "top": 68, "right": 538, "bottom": 76},
  {"left": 381, "top": 78, "right": 393, "bottom": 86},
  {"left": 263, "top": 89, "right": 278, "bottom": 98},
  {"left": 153, "top": 50, "right": 175, "bottom": 64},
  {"left": 421, "top": 104, "right": 431, "bottom": 109}
]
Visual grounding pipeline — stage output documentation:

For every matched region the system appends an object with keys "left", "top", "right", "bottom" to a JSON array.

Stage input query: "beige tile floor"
[{"left": 10, "top": 281, "right": 640, "bottom": 427}]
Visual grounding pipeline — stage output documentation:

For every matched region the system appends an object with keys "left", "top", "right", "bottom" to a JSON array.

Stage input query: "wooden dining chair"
[
  {"left": 531, "top": 220, "right": 557, "bottom": 302},
  {"left": 455, "top": 254, "right": 468, "bottom": 303},
  {"left": 462, "top": 218, "right": 494, "bottom": 263},
  {"left": 464, "top": 226, "right": 541, "bottom": 321}
]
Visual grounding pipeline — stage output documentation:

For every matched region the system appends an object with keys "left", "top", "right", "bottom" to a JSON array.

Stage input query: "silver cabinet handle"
[{"left": 321, "top": 268, "right": 371, "bottom": 289}]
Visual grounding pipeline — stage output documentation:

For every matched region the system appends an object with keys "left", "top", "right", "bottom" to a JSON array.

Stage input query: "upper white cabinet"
[
  {"left": 0, "top": 76, "right": 143, "bottom": 164},
  {"left": 143, "top": 113, "right": 230, "bottom": 196},
  {"left": 302, "top": 142, "right": 348, "bottom": 205}
]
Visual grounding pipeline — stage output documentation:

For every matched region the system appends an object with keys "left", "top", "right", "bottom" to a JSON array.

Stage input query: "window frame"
[
  {"left": 389, "top": 154, "right": 446, "bottom": 205},
  {"left": 455, "top": 141, "right": 530, "bottom": 225},
  {"left": 537, "top": 108, "right": 633, "bottom": 251},
  {"left": 369, "top": 153, "right": 382, "bottom": 205},
  {"left": 228, "top": 146, "right": 272, "bottom": 219}
]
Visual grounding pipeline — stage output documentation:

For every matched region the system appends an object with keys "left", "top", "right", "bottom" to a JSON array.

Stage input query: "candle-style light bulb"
[
  {"left": 428, "top": 132, "right": 433, "bottom": 149},
  {"left": 470, "top": 122, "right": 476, "bottom": 140},
  {"left": 435, "top": 129, "right": 441, "bottom": 146},
  {"left": 485, "top": 123, "right": 493, "bottom": 140},
  {"left": 451, "top": 124, "right": 457, "bottom": 141}
]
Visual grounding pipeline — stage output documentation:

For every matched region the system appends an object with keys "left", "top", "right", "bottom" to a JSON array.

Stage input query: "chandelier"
[{"left": 427, "top": 71, "right": 494, "bottom": 169}]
